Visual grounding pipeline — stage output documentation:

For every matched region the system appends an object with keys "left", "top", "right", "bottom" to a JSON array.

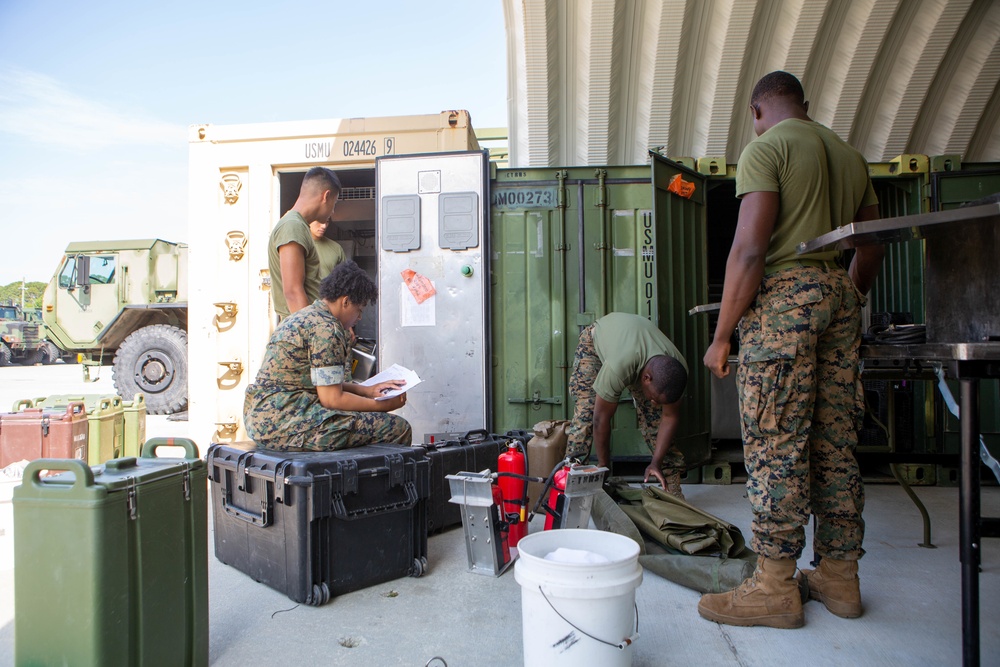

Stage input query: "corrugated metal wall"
[{"left": 503, "top": 0, "right": 1000, "bottom": 167}]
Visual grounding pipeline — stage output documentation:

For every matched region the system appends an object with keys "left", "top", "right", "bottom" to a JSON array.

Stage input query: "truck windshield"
[
  {"left": 58, "top": 257, "right": 75, "bottom": 288},
  {"left": 89, "top": 256, "right": 116, "bottom": 284},
  {"left": 58, "top": 254, "right": 117, "bottom": 287}
]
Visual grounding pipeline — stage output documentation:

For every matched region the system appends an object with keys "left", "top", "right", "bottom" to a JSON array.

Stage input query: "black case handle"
[{"left": 331, "top": 480, "right": 419, "bottom": 520}]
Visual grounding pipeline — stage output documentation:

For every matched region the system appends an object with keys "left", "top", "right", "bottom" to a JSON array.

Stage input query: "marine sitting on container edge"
[{"left": 244, "top": 261, "right": 412, "bottom": 450}]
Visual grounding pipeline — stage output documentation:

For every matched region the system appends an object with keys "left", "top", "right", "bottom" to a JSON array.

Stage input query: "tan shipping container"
[{"left": 187, "top": 111, "right": 481, "bottom": 446}]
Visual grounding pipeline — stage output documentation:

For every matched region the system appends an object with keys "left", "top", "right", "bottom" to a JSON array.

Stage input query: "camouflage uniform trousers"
[
  {"left": 565, "top": 324, "right": 685, "bottom": 471},
  {"left": 737, "top": 265, "right": 866, "bottom": 561},
  {"left": 252, "top": 398, "right": 412, "bottom": 451}
]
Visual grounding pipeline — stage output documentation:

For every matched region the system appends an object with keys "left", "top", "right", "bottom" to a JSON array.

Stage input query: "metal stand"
[
  {"left": 863, "top": 343, "right": 1000, "bottom": 667},
  {"left": 446, "top": 471, "right": 514, "bottom": 577},
  {"left": 549, "top": 464, "right": 607, "bottom": 530}
]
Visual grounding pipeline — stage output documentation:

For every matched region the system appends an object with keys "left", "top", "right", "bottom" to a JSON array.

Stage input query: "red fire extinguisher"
[
  {"left": 497, "top": 442, "right": 528, "bottom": 547},
  {"left": 544, "top": 464, "right": 571, "bottom": 531},
  {"left": 491, "top": 483, "right": 512, "bottom": 564}
]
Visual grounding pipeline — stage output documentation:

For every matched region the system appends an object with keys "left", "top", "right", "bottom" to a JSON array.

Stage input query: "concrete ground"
[{"left": 0, "top": 363, "right": 998, "bottom": 666}]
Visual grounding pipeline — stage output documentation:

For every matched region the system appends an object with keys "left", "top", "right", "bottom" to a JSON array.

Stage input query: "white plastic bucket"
[{"left": 515, "top": 528, "right": 642, "bottom": 667}]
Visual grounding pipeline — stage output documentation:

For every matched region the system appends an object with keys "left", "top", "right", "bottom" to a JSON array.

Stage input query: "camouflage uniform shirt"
[{"left": 244, "top": 300, "right": 353, "bottom": 445}]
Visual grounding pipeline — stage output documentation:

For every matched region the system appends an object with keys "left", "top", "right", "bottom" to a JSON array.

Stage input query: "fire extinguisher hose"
[{"left": 527, "top": 458, "right": 573, "bottom": 521}]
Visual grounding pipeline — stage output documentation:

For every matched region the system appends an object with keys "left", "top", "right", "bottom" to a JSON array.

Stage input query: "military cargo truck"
[
  {"left": 0, "top": 303, "right": 61, "bottom": 366},
  {"left": 42, "top": 240, "right": 188, "bottom": 415}
]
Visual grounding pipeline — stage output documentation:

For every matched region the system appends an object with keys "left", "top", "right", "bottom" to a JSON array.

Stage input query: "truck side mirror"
[{"left": 75, "top": 255, "right": 91, "bottom": 287}]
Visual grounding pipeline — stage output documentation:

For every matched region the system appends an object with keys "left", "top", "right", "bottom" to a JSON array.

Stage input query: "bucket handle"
[{"left": 538, "top": 585, "right": 640, "bottom": 651}]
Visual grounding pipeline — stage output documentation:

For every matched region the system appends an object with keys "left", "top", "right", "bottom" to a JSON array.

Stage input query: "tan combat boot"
[
  {"left": 663, "top": 469, "right": 685, "bottom": 500},
  {"left": 698, "top": 556, "right": 804, "bottom": 629},
  {"left": 799, "top": 558, "right": 862, "bottom": 618}
]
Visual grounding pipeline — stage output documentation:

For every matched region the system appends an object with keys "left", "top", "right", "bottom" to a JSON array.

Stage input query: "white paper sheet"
[{"left": 359, "top": 363, "right": 423, "bottom": 400}]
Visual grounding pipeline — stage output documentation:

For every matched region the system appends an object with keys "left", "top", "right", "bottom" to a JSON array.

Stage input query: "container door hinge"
[{"left": 507, "top": 391, "right": 562, "bottom": 406}]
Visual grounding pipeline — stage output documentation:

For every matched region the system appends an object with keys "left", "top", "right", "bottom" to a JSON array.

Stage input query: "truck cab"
[{"left": 42, "top": 239, "right": 189, "bottom": 414}]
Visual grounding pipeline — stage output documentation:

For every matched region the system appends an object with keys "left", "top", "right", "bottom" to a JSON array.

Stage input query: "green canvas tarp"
[{"left": 591, "top": 484, "right": 756, "bottom": 594}]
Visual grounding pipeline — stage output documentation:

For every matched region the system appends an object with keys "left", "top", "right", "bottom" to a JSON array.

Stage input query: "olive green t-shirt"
[
  {"left": 736, "top": 118, "right": 878, "bottom": 267},
  {"left": 314, "top": 235, "right": 347, "bottom": 280},
  {"left": 591, "top": 312, "right": 688, "bottom": 403},
  {"left": 268, "top": 211, "right": 321, "bottom": 319}
]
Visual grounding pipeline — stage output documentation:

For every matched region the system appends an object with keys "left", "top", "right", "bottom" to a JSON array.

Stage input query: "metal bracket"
[
  {"left": 225, "top": 231, "right": 247, "bottom": 261},
  {"left": 214, "top": 422, "right": 239, "bottom": 442},
  {"left": 214, "top": 301, "right": 238, "bottom": 318},
  {"left": 220, "top": 172, "right": 242, "bottom": 204},
  {"left": 217, "top": 360, "right": 244, "bottom": 389},
  {"left": 213, "top": 302, "right": 239, "bottom": 332}
]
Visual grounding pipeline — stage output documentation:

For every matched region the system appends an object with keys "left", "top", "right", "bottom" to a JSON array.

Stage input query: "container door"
[
  {"left": 376, "top": 151, "right": 490, "bottom": 440},
  {"left": 650, "top": 153, "right": 711, "bottom": 468}
]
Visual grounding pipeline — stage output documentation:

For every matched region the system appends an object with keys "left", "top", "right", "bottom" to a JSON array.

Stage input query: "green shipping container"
[
  {"left": 13, "top": 437, "right": 208, "bottom": 666},
  {"left": 489, "top": 154, "right": 710, "bottom": 471}
]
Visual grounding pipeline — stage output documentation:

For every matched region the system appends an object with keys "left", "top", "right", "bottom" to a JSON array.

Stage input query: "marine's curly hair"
[
  {"left": 644, "top": 355, "right": 687, "bottom": 404},
  {"left": 320, "top": 260, "right": 377, "bottom": 306},
  {"left": 750, "top": 70, "right": 805, "bottom": 107}
]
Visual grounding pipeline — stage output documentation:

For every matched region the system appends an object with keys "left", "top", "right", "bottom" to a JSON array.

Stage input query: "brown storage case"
[{"left": 0, "top": 403, "right": 88, "bottom": 467}]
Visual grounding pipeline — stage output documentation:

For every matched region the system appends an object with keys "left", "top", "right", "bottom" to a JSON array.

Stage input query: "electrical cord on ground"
[{"left": 270, "top": 604, "right": 299, "bottom": 618}]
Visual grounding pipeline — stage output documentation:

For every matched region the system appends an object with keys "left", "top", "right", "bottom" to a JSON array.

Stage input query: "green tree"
[{"left": 0, "top": 281, "right": 47, "bottom": 309}]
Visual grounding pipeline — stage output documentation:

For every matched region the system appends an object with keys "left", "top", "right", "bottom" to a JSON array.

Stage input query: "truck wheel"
[
  {"left": 0, "top": 344, "right": 10, "bottom": 367},
  {"left": 22, "top": 349, "right": 45, "bottom": 365},
  {"left": 41, "top": 342, "right": 62, "bottom": 365},
  {"left": 113, "top": 324, "right": 188, "bottom": 415}
]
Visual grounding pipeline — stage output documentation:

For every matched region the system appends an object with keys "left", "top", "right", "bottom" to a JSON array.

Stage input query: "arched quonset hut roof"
[{"left": 503, "top": 0, "right": 1000, "bottom": 167}]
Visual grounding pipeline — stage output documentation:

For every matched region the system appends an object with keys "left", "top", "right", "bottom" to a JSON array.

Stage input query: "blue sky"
[{"left": 0, "top": 1, "right": 507, "bottom": 285}]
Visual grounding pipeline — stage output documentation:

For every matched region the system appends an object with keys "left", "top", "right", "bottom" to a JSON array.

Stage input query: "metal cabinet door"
[{"left": 376, "top": 151, "right": 490, "bottom": 441}]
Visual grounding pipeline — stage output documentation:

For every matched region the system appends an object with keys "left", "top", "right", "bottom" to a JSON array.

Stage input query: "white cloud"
[{"left": 0, "top": 66, "right": 185, "bottom": 149}]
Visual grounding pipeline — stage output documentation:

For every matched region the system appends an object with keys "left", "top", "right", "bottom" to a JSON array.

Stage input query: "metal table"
[
  {"left": 802, "top": 204, "right": 1000, "bottom": 667},
  {"left": 862, "top": 344, "right": 1000, "bottom": 666}
]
